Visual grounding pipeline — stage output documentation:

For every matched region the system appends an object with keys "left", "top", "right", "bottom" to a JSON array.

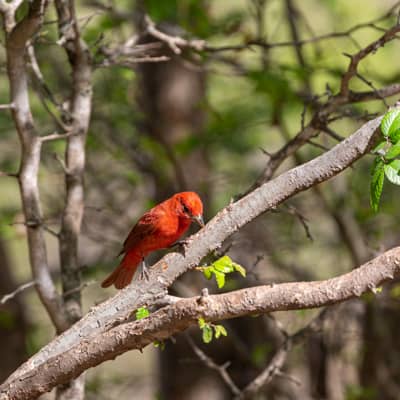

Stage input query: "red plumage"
[{"left": 101, "top": 191, "right": 204, "bottom": 289}]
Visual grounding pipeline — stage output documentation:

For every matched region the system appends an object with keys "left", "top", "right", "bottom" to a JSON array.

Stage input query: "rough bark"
[
  {"left": 53, "top": 1, "right": 93, "bottom": 399},
  {"left": 3, "top": 0, "right": 69, "bottom": 333},
  {"left": 1, "top": 245, "right": 399, "bottom": 399},
  {"left": 3, "top": 115, "right": 382, "bottom": 387}
]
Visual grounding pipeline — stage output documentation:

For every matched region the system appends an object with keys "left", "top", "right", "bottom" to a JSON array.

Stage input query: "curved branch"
[
  {"left": 340, "top": 24, "right": 400, "bottom": 96},
  {"left": 3, "top": 115, "right": 382, "bottom": 386},
  {"left": 1, "top": 246, "right": 399, "bottom": 399}
]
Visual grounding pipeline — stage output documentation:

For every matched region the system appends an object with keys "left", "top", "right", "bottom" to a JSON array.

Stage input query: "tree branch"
[
  {"left": 53, "top": 1, "right": 93, "bottom": 398},
  {"left": 237, "top": 340, "right": 290, "bottom": 399},
  {"left": 340, "top": 23, "right": 400, "bottom": 96},
  {"left": 144, "top": 14, "right": 205, "bottom": 54},
  {"left": 0, "top": 0, "right": 23, "bottom": 32},
  {"left": 3, "top": 115, "right": 382, "bottom": 387},
  {"left": 55, "top": 0, "right": 93, "bottom": 324},
  {"left": 0, "top": 281, "right": 35, "bottom": 305},
  {"left": 3, "top": 0, "right": 69, "bottom": 333},
  {"left": 1, "top": 246, "right": 399, "bottom": 399},
  {"left": 185, "top": 334, "right": 241, "bottom": 396}
]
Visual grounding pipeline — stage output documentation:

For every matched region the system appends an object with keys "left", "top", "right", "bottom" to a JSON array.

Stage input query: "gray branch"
[
  {"left": 1, "top": 245, "right": 399, "bottom": 399},
  {"left": 3, "top": 0, "right": 69, "bottom": 333},
  {"left": 3, "top": 115, "right": 382, "bottom": 387}
]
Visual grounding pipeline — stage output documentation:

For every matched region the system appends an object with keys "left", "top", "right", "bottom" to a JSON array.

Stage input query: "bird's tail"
[{"left": 101, "top": 252, "right": 141, "bottom": 289}]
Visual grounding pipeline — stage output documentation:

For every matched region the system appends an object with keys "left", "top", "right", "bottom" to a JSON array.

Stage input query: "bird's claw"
[{"left": 139, "top": 261, "right": 150, "bottom": 281}]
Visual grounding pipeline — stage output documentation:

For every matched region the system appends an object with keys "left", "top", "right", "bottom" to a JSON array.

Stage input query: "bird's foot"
[{"left": 139, "top": 260, "right": 150, "bottom": 281}]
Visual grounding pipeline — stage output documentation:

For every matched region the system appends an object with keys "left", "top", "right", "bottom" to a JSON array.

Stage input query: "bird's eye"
[{"left": 179, "top": 198, "right": 192, "bottom": 216}]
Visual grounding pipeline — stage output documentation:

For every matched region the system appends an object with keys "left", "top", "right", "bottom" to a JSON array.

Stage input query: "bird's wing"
[{"left": 119, "top": 211, "right": 160, "bottom": 255}]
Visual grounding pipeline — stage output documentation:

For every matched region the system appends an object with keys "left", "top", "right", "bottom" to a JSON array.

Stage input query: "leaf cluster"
[
  {"left": 198, "top": 317, "right": 227, "bottom": 344},
  {"left": 199, "top": 255, "right": 246, "bottom": 288},
  {"left": 370, "top": 109, "right": 400, "bottom": 211}
]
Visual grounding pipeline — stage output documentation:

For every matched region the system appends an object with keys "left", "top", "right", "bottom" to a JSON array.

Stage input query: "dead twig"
[
  {"left": 185, "top": 334, "right": 241, "bottom": 396},
  {"left": 0, "top": 281, "right": 36, "bottom": 305}
]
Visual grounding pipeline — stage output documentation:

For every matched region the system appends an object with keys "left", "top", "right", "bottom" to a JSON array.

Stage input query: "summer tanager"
[{"left": 101, "top": 191, "right": 204, "bottom": 289}]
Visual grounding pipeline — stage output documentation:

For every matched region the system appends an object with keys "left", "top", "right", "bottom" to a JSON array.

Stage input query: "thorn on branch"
[
  {"left": 259, "top": 147, "right": 272, "bottom": 157},
  {"left": 342, "top": 52, "right": 353, "bottom": 59}
]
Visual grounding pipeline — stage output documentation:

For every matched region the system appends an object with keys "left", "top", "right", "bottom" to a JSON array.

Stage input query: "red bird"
[{"left": 101, "top": 191, "right": 204, "bottom": 289}]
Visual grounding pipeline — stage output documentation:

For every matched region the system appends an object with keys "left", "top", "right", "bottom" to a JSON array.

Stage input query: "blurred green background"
[{"left": 1, "top": 0, "right": 400, "bottom": 399}]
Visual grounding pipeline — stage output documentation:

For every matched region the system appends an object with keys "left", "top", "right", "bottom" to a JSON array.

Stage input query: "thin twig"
[
  {"left": 185, "top": 334, "right": 241, "bottom": 396},
  {"left": 0, "top": 281, "right": 36, "bottom": 305},
  {"left": 144, "top": 14, "right": 205, "bottom": 54},
  {"left": 40, "top": 131, "right": 76, "bottom": 142},
  {"left": 356, "top": 72, "right": 389, "bottom": 108},
  {"left": 0, "top": 103, "right": 15, "bottom": 110},
  {"left": 340, "top": 24, "right": 400, "bottom": 96},
  {"left": 62, "top": 280, "right": 97, "bottom": 298},
  {"left": 53, "top": 153, "right": 70, "bottom": 174},
  {"left": 285, "top": 205, "right": 313, "bottom": 241},
  {"left": 236, "top": 339, "right": 291, "bottom": 399},
  {"left": 0, "top": 171, "right": 18, "bottom": 178}
]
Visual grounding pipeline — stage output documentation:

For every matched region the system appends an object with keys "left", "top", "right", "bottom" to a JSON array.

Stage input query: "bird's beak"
[{"left": 192, "top": 214, "right": 205, "bottom": 228}]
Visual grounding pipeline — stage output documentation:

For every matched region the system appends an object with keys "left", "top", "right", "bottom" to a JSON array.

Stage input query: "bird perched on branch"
[{"left": 101, "top": 191, "right": 204, "bottom": 289}]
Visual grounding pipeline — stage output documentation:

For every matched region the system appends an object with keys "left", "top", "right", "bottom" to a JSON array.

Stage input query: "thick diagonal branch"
[
  {"left": 1, "top": 246, "right": 399, "bottom": 399},
  {"left": 3, "top": 115, "right": 382, "bottom": 386}
]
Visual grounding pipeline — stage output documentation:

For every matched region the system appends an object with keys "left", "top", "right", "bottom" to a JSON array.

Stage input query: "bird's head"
[{"left": 174, "top": 191, "right": 204, "bottom": 227}]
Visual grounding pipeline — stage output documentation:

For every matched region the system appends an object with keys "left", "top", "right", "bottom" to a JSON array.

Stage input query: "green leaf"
[
  {"left": 212, "top": 255, "right": 235, "bottom": 273},
  {"left": 202, "top": 324, "right": 213, "bottom": 344},
  {"left": 135, "top": 307, "right": 150, "bottom": 320},
  {"left": 371, "top": 141, "right": 387, "bottom": 155},
  {"left": 370, "top": 159, "right": 385, "bottom": 212},
  {"left": 384, "top": 159, "right": 400, "bottom": 185},
  {"left": 390, "top": 127, "right": 400, "bottom": 144},
  {"left": 381, "top": 109, "right": 400, "bottom": 138},
  {"left": 153, "top": 340, "right": 166, "bottom": 350},
  {"left": 214, "top": 324, "right": 228, "bottom": 339},
  {"left": 385, "top": 142, "right": 400, "bottom": 159},
  {"left": 198, "top": 317, "right": 206, "bottom": 329},
  {"left": 367, "top": 285, "right": 383, "bottom": 295},
  {"left": 233, "top": 263, "right": 246, "bottom": 277},
  {"left": 202, "top": 267, "right": 213, "bottom": 280},
  {"left": 214, "top": 271, "right": 226, "bottom": 288},
  {"left": 202, "top": 256, "right": 247, "bottom": 288}
]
